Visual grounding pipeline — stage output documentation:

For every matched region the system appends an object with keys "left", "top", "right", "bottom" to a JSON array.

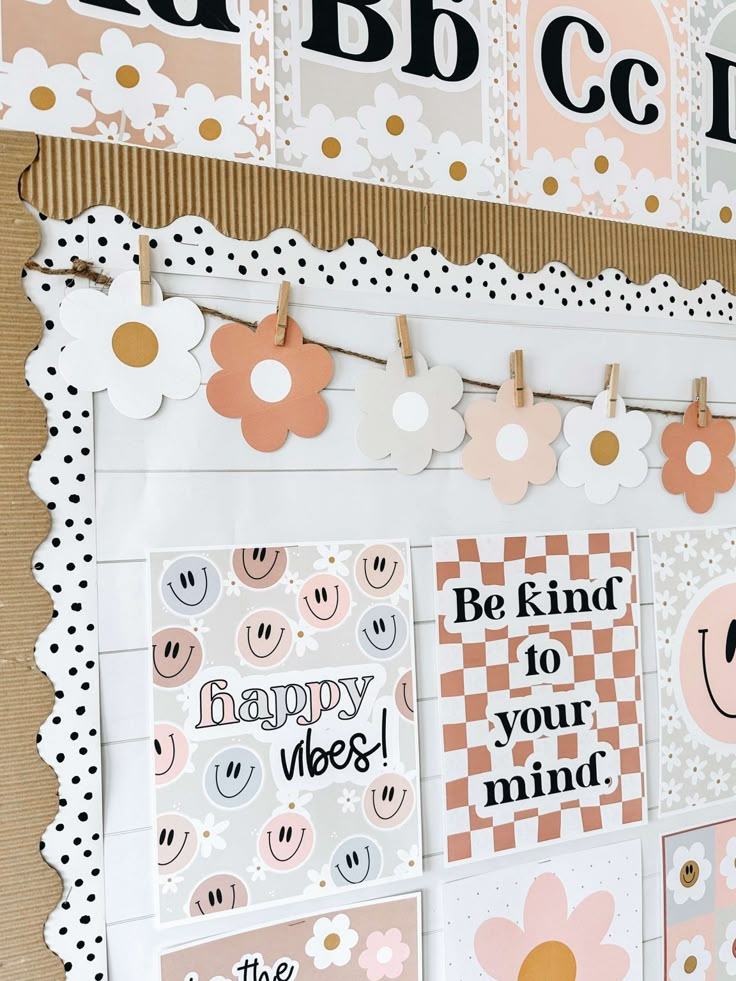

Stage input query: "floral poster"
[
  {"left": 149, "top": 541, "right": 421, "bottom": 925},
  {"left": 651, "top": 528, "right": 736, "bottom": 814},
  {"left": 444, "top": 839, "right": 642, "bottom": 981},
  {"left": 434, "top": 530, "right": 646, "bottom": 866},
  {"left": 160, "top": 892, "right": 422, "bottom": 981},
  {"left": 663, "top": 818, "right": 736, "bottom": 980}
]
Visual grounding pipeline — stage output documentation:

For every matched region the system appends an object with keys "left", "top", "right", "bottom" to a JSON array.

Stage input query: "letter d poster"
[
  {"left": 433, "top": 529, "right": 646, "bottom": 866},
  {"left": 148, "top": 541, "right": 421, "bottom": 925}
]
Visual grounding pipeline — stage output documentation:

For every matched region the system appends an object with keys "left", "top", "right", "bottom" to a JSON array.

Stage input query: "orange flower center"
[
  {"left": 112, "top": 321, "right": 159, "bottom": 367},
  {"left": 519, "top": 940, "right": 577, "bottom": 981},
  {"left": 30, "top": 85, "right": 56, "bottom": 111},
  {"left": 590, "top": 430, "right": 619, "bottom": 466}
]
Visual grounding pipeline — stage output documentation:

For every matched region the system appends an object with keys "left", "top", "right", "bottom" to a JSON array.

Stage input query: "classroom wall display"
[
  {"left": 159, "top": 892, "right": 422, "bottom": 981},
  {"left": 445, "top": 839, "right": 643, "bottom": 981},
  {"left": 663, "top": 817, "right": 736, "bottom": 980},
  {"left": 651, "top": 528, "right": 736, "bottom": 814},
  {"left": 149, "top": 540, "right": 421, "bottom": 925},
  {"left": 434, "top": 529, "right": 646, "bottom": 865}
]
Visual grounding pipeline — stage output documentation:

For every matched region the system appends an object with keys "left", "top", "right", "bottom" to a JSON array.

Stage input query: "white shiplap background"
[{"left": 88, "top": 231, "right": 736, "bottom": 981}]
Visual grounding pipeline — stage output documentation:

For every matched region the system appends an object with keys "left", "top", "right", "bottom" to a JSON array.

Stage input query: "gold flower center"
[
  {"left": 590, "top": 430, "right": 620, "bottom": 467},
  {"left": 199, "top": 118, "right": 223, "bottom": 142},
  {"left": 386, "top": 114, "right": 405, "bottom": 136},
  {"left": 645, "top": 194, "right": 660, "bottom": 213},
  {"left": 322, "top": 137, "right": 342, "bottom": 159},
  {"left": 30, "top": 86, "right": 56, "bottom": 111},
  {"left": 543, "top": 176, "right": 559, "bottom": 196},
  {"left": 324, "top": 933, "right": 341, "bottom": 951},
  {"left": 116, "top": 64, "right": 141, "bottom": 89},
  {"left": 449, "top": 160, "right": 467, "bottom": 181},
  {"left": 519, "top": 940, "right": 577, "bottom": 981},
  {"left": 721, "top": 206, "right": 733, "bottom": 224},
  {"left": 594, "top": 154, "right": 609, "bottom": 174},
  {"left": 111, "top": 321, "right": 159, "bottom": 368},
  {"left": 684, "top": 955, "right": 698, "bottom": 974}
]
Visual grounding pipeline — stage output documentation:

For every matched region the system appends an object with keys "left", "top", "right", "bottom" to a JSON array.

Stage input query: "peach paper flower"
[
  {"left": 474, "top": 872, "right": 630, "bottom": 981},
  {"left": 662, "top": 401, "right": 735, "bottom": 513},
  {"left": 206, "top": 313, "right": 333, "bottom": 452},
  {"left": 462, "top": 379, "right": 561, "bottom": 503}
]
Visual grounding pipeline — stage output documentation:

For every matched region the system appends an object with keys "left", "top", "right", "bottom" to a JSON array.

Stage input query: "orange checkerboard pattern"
[{"left": 434, "top": 530, "right": 646, "bottom": 865}]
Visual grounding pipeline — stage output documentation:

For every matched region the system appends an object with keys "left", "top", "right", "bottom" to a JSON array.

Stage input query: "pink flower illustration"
[
  {"left": 474, "top": 872, "right": 630, "bottom": 981},
  {"left": 359, "top": 928, "right": 411, "bottom": 980}
]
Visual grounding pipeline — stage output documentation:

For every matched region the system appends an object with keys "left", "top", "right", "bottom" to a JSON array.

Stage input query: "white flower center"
[
  {"left": 495, "top": 423, "right": 529, "bottom": 462},
  {"left": 392, "top": 391, "right": 429, "bottom": 432},
  {"left": 376, "top": 945, "right": 394, "bottom": 964},
  {"left": 685, "top": 440, "right": 711, "bottom": 476},
  {"left": 250, "top": 359, "right": 292, "bottom": 402}
]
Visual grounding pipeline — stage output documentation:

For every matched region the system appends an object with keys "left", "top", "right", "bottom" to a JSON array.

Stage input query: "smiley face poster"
[
  {"left": 651, "top": 528, "right": 736, "bottom": 814},
  {"left": 148, "top": 541, "right": 421, "bottom": 925},
  {"left": 434, "top": 530, "right": 646, "bottom": 865}
]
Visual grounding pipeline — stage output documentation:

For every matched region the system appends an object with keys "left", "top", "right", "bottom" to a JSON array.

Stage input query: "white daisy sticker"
[
  {"left": 164, "top": 83, "right": 257, "bottom": 160},
  {"left": 59, "top": 269, "right": 204, "bottom": 418},
  {"left": 422, "top": 131, "right": 493, "bottom": 197},
  {"left": 519, "top": 148, "right": 582, "bottom": 211},
  {"left": 571, "top": 128, "right": 631, "bottom": 204},
  {"left": 292, "top": 104, "right": 370, "bottom": 179},
  {"left": 0, "top": 48, "right": 95, "bottom": 137},
  {"left": 670, "top": 935, "right": 712, "bottom": 981},
  {"left": 558, "top": 391, "right": 651, "bottom": 503},
  {"left": 357, "top": 83, "right": 431, "bottom": 170},
  {"left": 304, "top": 913, "right": 358, "bottom": 969},
  {"left": 667, "top": 841, "right": 712, "bottom": 904}
]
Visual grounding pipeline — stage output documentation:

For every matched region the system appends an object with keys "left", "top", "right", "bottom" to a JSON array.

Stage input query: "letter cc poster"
[{"left": 433, "top": 530, "right": 646, "bottom": 865}]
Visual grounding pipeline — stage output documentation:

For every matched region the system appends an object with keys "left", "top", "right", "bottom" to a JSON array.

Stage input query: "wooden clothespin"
[
  {"left": 396, "top": 315, "right": 415, "bottom": 377},
  {"left": 275, "top": 281, "right": 290, "bottom": 346},
  {"left": 693, "top": 376, "right": 708, "bottom": 428},
  {"left": 139, "top": 234, "right": 151, "bottom": 305},
  {"left": 604, "top": 363, "right": 620, "bottom": 418},
  {"left": 510, "top": 350, "right": 525, "bottom": 408}
]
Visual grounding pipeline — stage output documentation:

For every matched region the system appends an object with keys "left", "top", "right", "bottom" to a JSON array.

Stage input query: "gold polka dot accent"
[
  {"left": 594, "top": 155, "right": 609, "bottom": 174},
  {"left": 543, "top": 176, "right": 559, "bottom": 196},
  {"left": 111, "top": 321, "right": 159, "bottom": 368},
  {"left": 115, "top": 64, "right": 141, "bottom": 89},
  {"left": 324, "top": 933, "right": 341, "bottom": 951},
  {"left": 199, "top": 118, "right": 223, "bottom": 142},
  {"left": 645, "top": 194, "right": 660, "bottom": 214},
  {"left": 386, "top": 114, "right": 405, "bottom": 136},
  {"left": 721, "top": 206, "right": 733, "bottom": 224},
  {"left": 684, "top": 956, "right": 698, "bottom": 975},
  {"left": 449, "top": 161, "right": 467, "bottom": 182},
  {"left": 322, "top": 137, "right": 342, "bottom": 159},
  {"left": 590, "top": 430, "right": 620, "bottom": 467},
  {"left": 519, "top": 941, "right": 577, "bottom": 981},
  {"left": 30, "top": 86, "right": 56, "bottom": 111}
]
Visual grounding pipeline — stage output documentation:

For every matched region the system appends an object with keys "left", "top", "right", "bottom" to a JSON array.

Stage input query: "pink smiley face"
[
  {"left": 153, "top": 723, "right": 189, "bottom": 786},
  {"left": 189, "top": 873, "right": 248, "bottom": 916},
  {"left": 355, "top": 544, "right": 405, "bottom": 598},
  {"left": 395, "top": 670, "right": 415, "bottom": 722},
  {"left": 157, "top": 814, "right": 198, "bottom": 874},
  {"left": 258, "top": 811, "right": 315, "bottom": 871},
  {"left": 363, "top": 773, "right": 415, "bottom": 829},
  {"left": 679, "top": 580, "right": 736, "bottom": 746},
  {"left": 152, "top": 626, "right": 203, "bottom": 688},
  {"left": 298, "top": 574, "right": 352, "bottom": 629},
  {"left": 237, "top": 609, "right": 293, "bottom": 668},
  {"left": 233, "top": 546, "right": 288, "bottom": 589}
]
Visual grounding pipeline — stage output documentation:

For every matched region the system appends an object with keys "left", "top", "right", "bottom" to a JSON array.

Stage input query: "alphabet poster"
[
  {"left": 663, "top": 818, "right": 736, "bottom": 981},
  {"left": 433, "top": 530, "right": 646, "bottom": 866},
  {"left": 444, "top": 839, "right": 643, "bottom": 981},
  {"left": 651, "top": 528, "right": 736, "bottom": 814},
  {"left": 149, "top": 541, "right": 421, "bottom": 925},
  {"left": 160, "top": 892, "right": 422, "bottom": 981}
]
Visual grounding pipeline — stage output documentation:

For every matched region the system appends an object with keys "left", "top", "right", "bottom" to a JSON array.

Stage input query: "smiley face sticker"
[
  {"left": 395, "top": 670, "right": 414, "bottom": 721},
  {"left": 357, "top": 605, "right": 409, "bottom": 660},
  {"left": 152, "top": 626, "right": 203, "bottom": 688},
  {"left": 298, "top": 574, "right": 352, "bottom": 629},
  {"left": 237, "top": 610, "right": 293, "bottom": 668},
  {"left": 157, "top": 814, "right": 198, "bottom": 874},
  {"left": 189, "top": 873, "right": 248, "bottom": 916},
  {"left": 154, "top": 723, "right": 189, "bottom": 786},
  {"left": 355, "top": 544, "right": 405, "bottom": 598},
  {"left": 162, "top": 555, "right": 222, "bottom": 616},
  {"left": 363, "top": 773, "right": 415, "bottom": 829},
  {"left": 331, "top": 836, "right": 382, "bottom": 888},
  {"left": 258, "top": 811, "right": 315, "bottom": 871},
  {"left": 233, "top": 546, "right": 288, "bottom": 589},
  {"left": 204, "top": 746, "right": 263, "bottom": 809}
]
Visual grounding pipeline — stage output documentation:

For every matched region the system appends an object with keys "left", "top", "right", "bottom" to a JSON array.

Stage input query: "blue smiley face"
[
  {"left": 162, "top": 555, "right": 222, "bottom": 616},
  {"left": 204, "top": 746, "right": 264, "bottom": 809},
  {"left": 356, "top": 604, "right": 409, "bottom": 660},
  {"left": 331, "top": 835, "right": 382, "bottom": 888}
]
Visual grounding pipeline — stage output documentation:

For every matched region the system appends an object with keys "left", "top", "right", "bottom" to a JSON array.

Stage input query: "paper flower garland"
[
  {"left": 661, "top": 402, "right": 735, "bottom": 513},
  {"left": 558, "top": 391, "right": 651, "bottom": 504},
  {"left": 355, "top": 349, "right": 464, "bottom": 474},
  {"left": 462, "top": 379, "right": 561, "bottom": 503},
  {"left": 59, "top": 270, "right": 205, "bottom": 418},
  {"left": 206, "top": 313, "right": 333, "bottom": 451}
]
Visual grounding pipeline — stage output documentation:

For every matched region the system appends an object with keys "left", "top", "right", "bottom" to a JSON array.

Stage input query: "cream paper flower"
[
  {"left": 571, "top": 128, "right": 630, "bottom": 203},
  {"left": 305, "top": 913, "right": 359, "bottom": 969},
  {"left": 357, "top": 83, "right": 431, "bottom": 170},
  {"left": 422, "top": 131, "right": 493, "bottom": 196},
  {"left": 670, "top": 935, "right": 712, "bottom": 981},
  {"left": 78, "top": 28, "right": 175, "bottom": 129},
  {"left": 558, "top": 392, "right": 651, "bottom": 503},
  {"left": 520, "top": 148, "right": 582, "bottom": 211},
  {"left": 59, "top": 270, "right": 204, "bottom": 419},
  {"left": 0, "top": 48, "right": 94, "bottom": 136},
  {"left": 164, "top": 84, "right": 256, "bottom": 159},
  {"left": 292, "top": 104, "right": 370, "bottom": 179},
  {"left": 624, "top": 168, "right": 679, "bottom": 226},
  {"left": 356, "top": 349, "right": 465, "bottom": 475},
  {"left": 667, "top": 841, "right": 713, "bottom": 905}
]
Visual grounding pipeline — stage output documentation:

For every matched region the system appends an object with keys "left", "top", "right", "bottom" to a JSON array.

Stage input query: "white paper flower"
[
  {"left": 0, "top": 48, "right": 95, "bottom": 136},
  {"left": 422, "top": 131, "right": 493, "bottom": 196},
  {"left": 624, "top": 168, "right": 679, "bottom": 226},
  {"left": 357, "top": 83, "right": 430, "bottom": 170},
  {"left": 304, "top": 863, "right": 336, "bottom": 897},
  {"left": 78, "top": 28, "right": 175, "bottom": 129},
  {"left": 720, "top": 837, "right": 736, "bottom": 889},
  {"left": 291, "top": 104, "right": 370, "bottom": 178},
  {"left": 305, "top": 913, "right": 359, "bottom": 969},
  {"left": 195, "top": 813, "right": 229, "bottom": 859},
  {"left": 164, "top": 84, "right": 256, "bottom": 159},
  {"left": 720, "top": 922, "right": 736, "bottom": 976},
  {"left": 558, "top": 392, "right": 651, "bottom": 503},
  {"left": 59, "top": 270, "right": 204, "bottom": 419},
  {"left": 314, "top": 544, "right": 352, "bottom": 577},
  {"left": 294, "top": 621, "right": 318, "bottom": 657},
  {"left": 571, "top": 128, "right": 630, "bottom": 203},
  {"left": 667, "top": 842, "right": 712, "bottom": 904},
  {"left": 356, "top": 349, "right": 465, "bottom": 475},
  {"left": 701, "top": 181, "right": 736, "bottom": 237},
  {"left": 95, "top": 120, "right": 130, "bottom": 143},
  {"left": 670, "top": 935, "right": 712, "bottom": 981},
  {"left": 394, "top": 845, "right": 421, "bottom": 876},
  {"left": 520, "top": 148, "right": 582, "bottom": 211}
]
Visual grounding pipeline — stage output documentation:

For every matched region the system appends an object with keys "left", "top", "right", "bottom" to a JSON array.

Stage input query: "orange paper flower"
[
  {"left": 207, "top": 313, "right": 333, "bottom": 452},
  {"left": 661, "top": 401, "right": 735, "bottom": 513}
]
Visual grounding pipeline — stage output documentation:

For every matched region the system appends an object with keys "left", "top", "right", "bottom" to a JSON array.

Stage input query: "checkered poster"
[{"left": 433, "top": 530, "right": 646, "bottom": 865}]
